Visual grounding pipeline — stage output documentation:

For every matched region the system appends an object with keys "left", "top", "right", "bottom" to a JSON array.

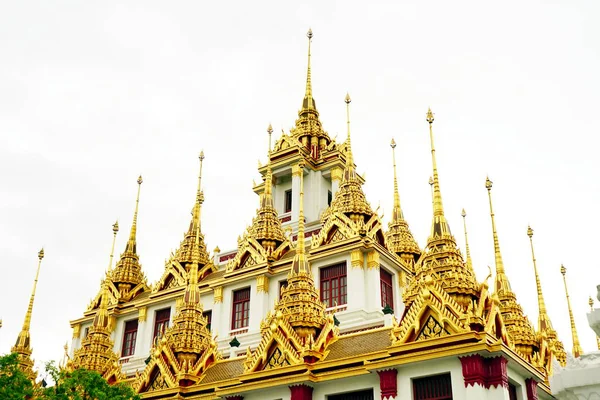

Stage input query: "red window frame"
[
  {"left": 320, "top": 263, "right": 347, "bottom": 308},
  {"left": 380, "top": 268, "right": 394, "bottom": 309},
  {"left": 202, "top": 310, "right": 212, "bottom": 331},
  {"left": 284, "top": 189, "right": 292, "bottom": 213},
  {"left": 413, "top": 373, "right": 453, "bottom": 400},
  {"left": 508, "top": 383, "right": 517, "bottom": 400},
  {"left": 152, "top": 308, "right": 170, "bottom": 342},
  {"left": 121, "top": 320, "right": 138, "bottom": 357},
  {"left": 231, "top": 288, "right": 250, "bottom": 330}
]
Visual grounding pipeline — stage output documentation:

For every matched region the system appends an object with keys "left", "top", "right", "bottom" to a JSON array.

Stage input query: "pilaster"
[
  {"left": 525, "top": 378, "right": 538, "bottom": 400},
  {"left": 460, "top": 354, "right": 488, "bottom": 400},
  {"left": 331, "top": 167, "right": 342, "bottom": 195}
]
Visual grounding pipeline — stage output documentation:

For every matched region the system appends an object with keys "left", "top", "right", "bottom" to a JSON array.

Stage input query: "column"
[
  {"left": 364, "top": 251, "right": 381, "bottom": 312},
  {"left": 255, "top": 275, "right": 270, "bottom": 322},
  {"left": 290, "top": 384, "right": 313, "bottom": 400},
  {"left": 291, "top": 164, "right": 302, "bottom": 223},
  {"left": 378, "top": 369, "right": 398, "bottom": 400},
  {"left": 459, "top": 354, "right": 488, "bottom": 400},
  {"left": 347, "top": 251, "right": 365, "bottom": 310}
]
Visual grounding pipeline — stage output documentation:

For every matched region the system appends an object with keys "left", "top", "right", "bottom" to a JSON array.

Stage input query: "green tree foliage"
[
  {"left": 0, "top": 353, "right": 35, "bottom": 400},
  {"left": 0, "top": 353, "right": 140, "bottom": 400}
]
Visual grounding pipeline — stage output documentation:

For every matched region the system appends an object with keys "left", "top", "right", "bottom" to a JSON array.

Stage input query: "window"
[
  {"left": 279, "top": 280, "right": 288, "bottom": 299},
  {"left": 84, "top": 327, "right": 89, "bottom": 338},
  {"left": 320, "top": 263, "right": 347, "bottom": 308},
  {"left": 121, "top": 320, "right": 138, "bottom": 357},
  {"left": 203, "top": 310, "right": 212, "bottom": 331},
  {"left": 508, "top": 383, "right": 517, "bottom": 400},
  {"left": 284, "top": 189, "right": 292, "bottom": 213},
  {"left": 232, "top": 288, "right": 251, "bottom": 330},
  {"left": 413, "top": 374, "right": 453, "bottom": 400},
  {"left": 152, "top": 308, "right": 170, "bottom": 343},
  {"left": 327, "top": 190, "right": 332, "bottom": 206},
  {"left": 328, "top": 389, "right": 374, "bottom": 400},
  {"left": 380, "top": 268, "right": 394, "bottom": 309}
]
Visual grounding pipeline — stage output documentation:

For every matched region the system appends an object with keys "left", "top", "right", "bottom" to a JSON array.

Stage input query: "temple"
[{"left": 9, "top": 30, "right": 599, "bottom": 399}]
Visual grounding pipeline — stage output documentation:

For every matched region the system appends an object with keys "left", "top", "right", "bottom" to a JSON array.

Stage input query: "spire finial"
[
  {"left": 486, "top": 177, "right": 505, "bottom": 275},
  {"left": 527, "top": 225, "right": 550, "bottom": 331},
  {"left": 390, "top": 138, "right": 404, "bottom": 221},
  {"left": 343, "top": 93, "right": 356, "bottom": 180},
  {"left": 22, "top": 248, "right": 44, "bottom": 332},
  {"left": 107, "top": 221, "right": 119, "bottom": 273},
  {"left": 561, "top": 265, "right": 583, "bottom": 358},
  {"left": 194, "top": 151, "right": 205, "bottom": 230},
  {"left": 461, "top": 209, "right": 473, "bottom": 270},
  {"left": 297, "top": 162, "right": 306, "bottom": 256},
  {"left": 265, "top": 125, "right": 274, "bottom": 198},
  {"left": 268, "top": 123, "right": 273, "bottom": 153},
  {"left": 304, "top": 28, "right": 314, "bottom": 100},
  {"left": 126, "top": 176, "right": 143, "bottom": 252}
]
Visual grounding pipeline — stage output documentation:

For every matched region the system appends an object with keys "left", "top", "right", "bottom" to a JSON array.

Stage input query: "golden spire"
[
  {"left": 107, "top": 221, "right": 118, "bottom": 273},
  {"left": 561, "top": 265, "right": 583, "bottom": 358},
  {"left": 486, "top": 178, "right": 511, "bottom": 288},
  {"left": 320, "top": 94, "right": 373, "bottom": 224},
  {"left": 291, "top": 29, "right": 330, "bottom": 148},
  {"left": 461, "top": 209, "right": 472, "bottom": 270},
  {"left": 404, "top": 109, "right": 478, "bottom": 311},
  {"left": 11, "top": 248, "right": 44, "bottom": 380},
  {"left": 527, "top": 226, "right": 552, "bottom": 332},
  {"left": 589, "top": 297, "right": 600, "bottom": 350},
  {"left": 386, "top": 138, "right": 420, "bottom": 263},
  {"left": 126, "top": 176, "right": 143, "bottom": 253},
  {"left": 292, "top": 162, "right": 308, "bottom": 274},
  {"left": 111, "top": 176, "right": 147, "bottom": 299},
  {"left": 304, "top": 29, "right": 314, "bottom": 108}
]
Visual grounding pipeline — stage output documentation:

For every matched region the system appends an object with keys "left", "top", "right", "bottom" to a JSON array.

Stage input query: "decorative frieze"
[
  {"left": 459, "top": 354, "right": 508, "bottom": 388},
  {"left": 377, "top": 369, "right": 398, "bottom": 399}
]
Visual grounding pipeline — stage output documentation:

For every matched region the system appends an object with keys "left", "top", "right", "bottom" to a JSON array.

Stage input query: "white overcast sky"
[{"left": 1, "top": 0, "right": 599, "bottom": 369}]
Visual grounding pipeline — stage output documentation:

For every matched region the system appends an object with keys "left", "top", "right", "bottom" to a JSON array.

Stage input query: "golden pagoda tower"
[
  {"left": 527, "top": 226, "right": 566, "bottom": 368},
  {"left": 386, "top": 138, "right": 420, "bottom": 269},
  {"left": 69, "top": 223, "right": 123, "bottom": 383},
  {"left": 485, "top": 178, "right": 537, "bottom": 359},
  {"left": 174, "top": 151, "right": 211, "bottom": 268},
  {"left": 136, "top": 155, "right": 219, "bottom": 391},
  {"left": 320, "top": 94, "right": 374, "bottom": 226},
  {"left": 560, "top": 265, "right": 583, "bottom": 358},
  {"left": 111, "top": 176, "right": 149, "bottom": 301},
  {"left": 406, "top": 109, "right": 478, "bottom": 311},
  {"left": 11, "top": 248, "right": 44, "bottom": 381},
  {"left": 589, "top": 297, "right": 600, "bottom": 350},
  {"left": 290, "top": 29, "right": 331, "bottom": 156}
]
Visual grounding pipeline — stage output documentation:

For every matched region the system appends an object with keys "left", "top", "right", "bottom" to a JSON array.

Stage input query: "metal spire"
[
  {"left": 125, "top": 176, "right": 143, "bottom": 253},
  {"left": 107, "top": 221, "right": 119, "bottom": 273},
  {"left": 461, "top": 209, "right": 473, "bottom": 271},
  {"left": 527, "top": 226, "right": 553, "bottom": 333},
  {"left": 560, "top": 265, "right": 583, "bottom": 358},
  {"left": 390, "top": 138, "right": 404, "bottom": 221}
]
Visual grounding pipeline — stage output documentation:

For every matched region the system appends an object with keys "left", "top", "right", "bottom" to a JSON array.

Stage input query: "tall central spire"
[
  {"left": 560, "top": 265, "right": 583, "bottom": 358},
  {"left": 304, "top": 29, "right": 314, "bottom": 110},
  {"left": 386, "top": 138, "right": 420, "bottom": 265},
  {"left": 12, "top": 248, "right": 44, "bottom": 380},
  {"left": 291, "top": 29, "right": 330, "bottom": 152},
  {"left": 126, "top": 176, "right": 143, "bottom": 253}
]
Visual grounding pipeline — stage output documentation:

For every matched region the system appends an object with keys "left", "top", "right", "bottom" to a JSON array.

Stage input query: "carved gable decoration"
[
  {"left": 416, "top": 315, "right": 450, "bottom": 341},
  {"left": 153, "top": 258, "right": 217, "bottom": 293},
  {"left": 391, "top": 277, "right": 467, "bottom": 345},
  {"left": 311, "top": 211, "right": 385, "bottom": 250}
]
